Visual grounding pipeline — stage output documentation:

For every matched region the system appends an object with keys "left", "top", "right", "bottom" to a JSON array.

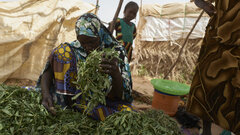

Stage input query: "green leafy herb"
[
  {"left": 73, "top": 48, "right": 119, "bottom": 113},
  {"left": 0, "top": 84, "right": 97, "bottom": 135},
  {"left": 96, "top": 110, "right": 183, "bottom": 135}
]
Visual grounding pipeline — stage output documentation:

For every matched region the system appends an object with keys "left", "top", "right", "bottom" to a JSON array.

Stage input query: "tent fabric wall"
[
  {"left": 0, "top": 0, "right": 95, "bottom": 82},
  {"left": 140, "top": 16, "right": 209, "bottom": 41},
  {"left": 133, "top": 2, "right": 208, "bottom": 83},
  {"left": 138, "top": 2, "right": 209, "bottom": 41},
  {"left": 141, "top": 2, "right": 208, "bottom": 18}
]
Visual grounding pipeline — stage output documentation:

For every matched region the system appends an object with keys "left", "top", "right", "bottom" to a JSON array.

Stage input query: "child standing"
[{"left": 113, "top": 1, "right": 139, "bottom": 62}]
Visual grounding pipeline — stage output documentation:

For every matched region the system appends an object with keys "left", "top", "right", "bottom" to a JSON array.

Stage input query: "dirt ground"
[
  {"left": 132, "top": 75, "right": 154, "bottom": 96},
  {"left": 3, "top": 76, "right": 228, "bottom": 135}
]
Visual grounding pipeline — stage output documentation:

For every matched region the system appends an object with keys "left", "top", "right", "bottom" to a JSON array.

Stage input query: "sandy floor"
[{"left": 132, "top": 75, "right": 154, "bottom": 96}]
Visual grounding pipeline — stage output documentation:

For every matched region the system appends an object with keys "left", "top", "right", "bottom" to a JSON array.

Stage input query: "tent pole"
[
  {"left": 95, "top": 0, "right": 99, "bottom": 15},
  {"left": 109, "top": 0, "right": 124, "bottom": 34},
  {"left": 164, "top": 10, "right": 204, "bottom": 79}
]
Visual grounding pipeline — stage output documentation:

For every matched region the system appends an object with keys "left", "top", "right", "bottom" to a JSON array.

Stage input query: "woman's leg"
[{"left": 203, "top": 120, "right": 212, "bottom": 135}]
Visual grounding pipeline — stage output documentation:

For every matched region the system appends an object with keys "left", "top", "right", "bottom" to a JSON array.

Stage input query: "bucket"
[
  {"left": 151, "top": 79, "right": 190, "bottom": 116},
  {"left": 152, "top": 89, "right": 180, "bottom": 116}
]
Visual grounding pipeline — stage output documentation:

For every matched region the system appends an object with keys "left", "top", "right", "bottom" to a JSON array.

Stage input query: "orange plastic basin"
[{"left": 152, "top": 90, "right": 180, "bottom": 116}]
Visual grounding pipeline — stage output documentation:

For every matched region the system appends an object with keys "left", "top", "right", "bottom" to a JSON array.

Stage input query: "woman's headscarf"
[{"left": 70, "top": 13, "right": 121, "bottom": 61}]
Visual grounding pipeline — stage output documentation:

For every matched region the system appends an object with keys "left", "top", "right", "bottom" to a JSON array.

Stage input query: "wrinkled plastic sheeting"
[
  {"left": 141, "top": 2, "right": 208, "bottom": 18},
  {"left": 137, "top": 2, "right": 210, "bottom": 42},
  {"left": 140, "top": 16, "right": 209, "bottom": 41},
  {"left": 0, "top": 0, "right": 95, "bottom": 82}
]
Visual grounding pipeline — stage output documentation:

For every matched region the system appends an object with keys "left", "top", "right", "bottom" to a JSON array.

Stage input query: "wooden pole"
[
  {"left": 163, "top": 10, "right": 204, "bottom": 79},
  {"left": 109, "top": 0, "right": 124, "bottom": 34},
  {"left": 95, "top": 0, "right": 99, "bottom": 15}
]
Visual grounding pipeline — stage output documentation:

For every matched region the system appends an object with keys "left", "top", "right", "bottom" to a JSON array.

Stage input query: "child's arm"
[
  {"left": 133, "top": 24, "right": 137, "bottom": 39},
  {"left": 114, "top": 18, "right": 121, "bottom": 34}
]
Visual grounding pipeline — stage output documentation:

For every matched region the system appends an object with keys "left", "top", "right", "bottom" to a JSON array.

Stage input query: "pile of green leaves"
[
  {"left": 0, "top": 84, "right": 97, "bottom": 135},
  {"left": 73, "top": 48, "right": 119, "bottom": 113},
  {"left": 0, "top": 84, "right": 183, "bottom": 135},
  {"left": 96, "top": 110, "right": 183, "bottom": 135}
]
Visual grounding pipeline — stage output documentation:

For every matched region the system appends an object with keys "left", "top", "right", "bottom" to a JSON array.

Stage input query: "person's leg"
[
  {"left": 203, "top": 120, "right": 212, "bottom": 135},
  {"left": 220, "top": 130, "right": 232, "bottom": 135}
]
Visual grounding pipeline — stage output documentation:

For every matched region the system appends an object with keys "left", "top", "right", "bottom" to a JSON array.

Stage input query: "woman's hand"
[
  {"left": 203, "top": 1, "right": 216, "bottom": 16},
  {"left": 194, "top": 0, "right": 216, "bottom": 16},
  {"left": 41, "top": 66, "right": 56, "bottom": 115},
  {"left": 100, "top": 56, "right": 124, "bottom": 100},
  {"left": 41, "top": 92, "right": 56, "bottom": 115},
  {"left": 100, "top": 57, "right": 121, "bottom": 79}
]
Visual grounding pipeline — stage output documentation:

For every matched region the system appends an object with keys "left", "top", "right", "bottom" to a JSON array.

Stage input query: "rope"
[{"left": 182, "top": 3, "right": 187, "bottom": 39}]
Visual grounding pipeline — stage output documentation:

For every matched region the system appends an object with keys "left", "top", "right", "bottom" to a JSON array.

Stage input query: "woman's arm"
[
  {"left": 194, "top": 0, "right": 216, "bottom": 16},
  {"left": 100, "top": 47, "right": 133, "bottom": 102},
  {"left": 100, "top": 57, "right": 124, "bottom": 100},
  {"left": 41, "top": 65, "right": 56, "bottom": 115},
  {"left": 194, "top": 0, "right": 207, "bottom": 9}
]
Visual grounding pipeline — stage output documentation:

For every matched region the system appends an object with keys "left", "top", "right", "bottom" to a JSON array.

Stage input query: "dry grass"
[{"left": 132, "top": 38, "right": 202, "bottom": 84}]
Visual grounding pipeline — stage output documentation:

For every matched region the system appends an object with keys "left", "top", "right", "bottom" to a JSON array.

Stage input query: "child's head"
[{"left": 123, "top": 1, "right": 139, "bottom": 22}]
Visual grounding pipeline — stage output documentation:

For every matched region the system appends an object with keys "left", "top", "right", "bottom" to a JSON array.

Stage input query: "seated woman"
[{"left": 36, "top": 13, "right": 133, "bottom": 121}]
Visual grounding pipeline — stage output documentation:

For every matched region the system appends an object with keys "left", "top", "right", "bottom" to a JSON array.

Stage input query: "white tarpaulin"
[
  {"left": 138, "top": 2, "right": 209, "bottom": 41},
  {"left": 141, "top": 16, "right": 209, "bottom": 41},
  {"left": 0, "top": 0, "right": 95, "bottom": 82}
]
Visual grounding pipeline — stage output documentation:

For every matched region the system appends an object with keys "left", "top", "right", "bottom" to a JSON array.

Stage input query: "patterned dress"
[
  {"left": 37, "top": 13, "right": 134, "bottom": 121},
  {"left": 115, "top": 18, "right": 137, "bottom": 62},
  {"left": 187, "top": 0, "right": 240, "bottom": 134}
]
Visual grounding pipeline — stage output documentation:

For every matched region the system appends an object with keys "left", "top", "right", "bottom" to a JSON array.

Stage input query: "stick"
[
  {"left": 163, "top": 10, "right": 204, "bottom": 79},
  {"left": 109, "top": 0, "right": 124, "bottom": 34},
  {"left": 95, "top": 0, "right": 99, "bottom": 15}
]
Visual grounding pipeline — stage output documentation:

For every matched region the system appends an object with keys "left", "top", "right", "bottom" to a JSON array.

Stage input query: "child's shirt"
[{"left": 115, "top": 18, "right": 137, "bottom": 62}]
